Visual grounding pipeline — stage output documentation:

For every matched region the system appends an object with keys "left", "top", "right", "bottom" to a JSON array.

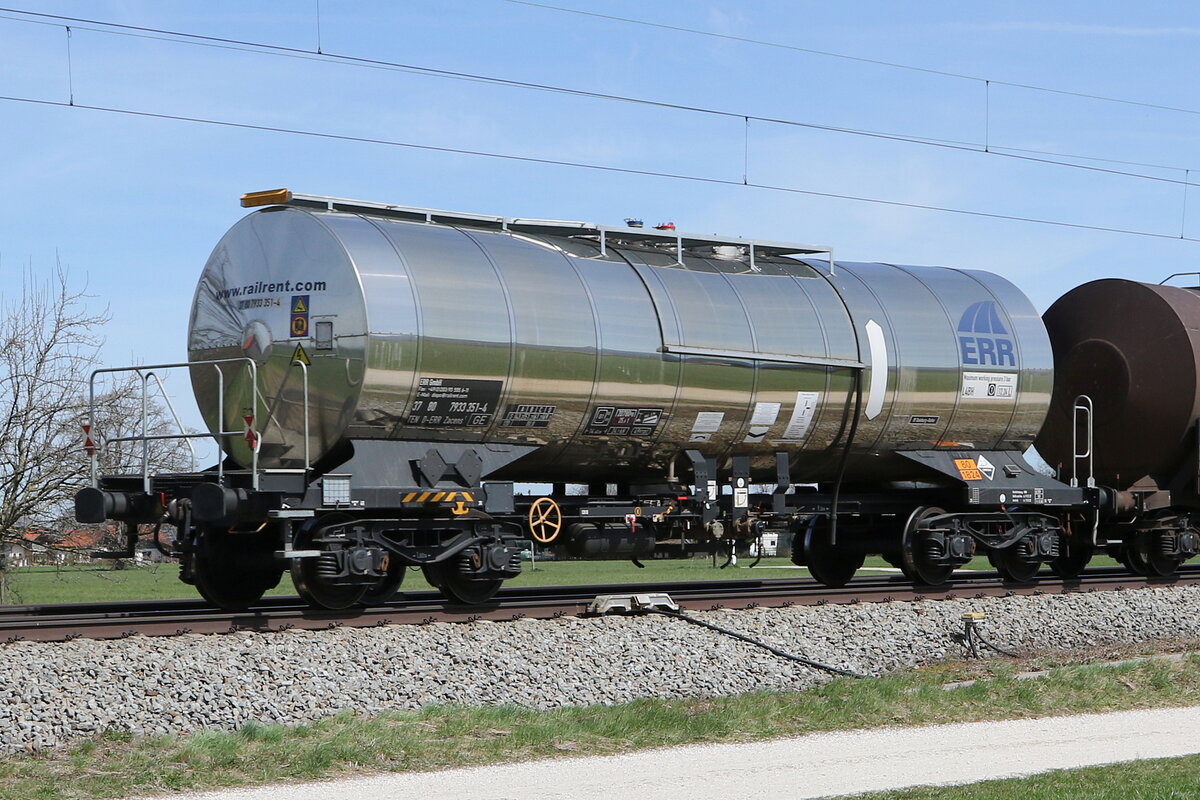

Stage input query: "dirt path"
[{"left": 132, "top": 705, "right": 1200, "bottom": 799}]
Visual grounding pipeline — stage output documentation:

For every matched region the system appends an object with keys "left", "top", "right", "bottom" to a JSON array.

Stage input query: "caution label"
[
  {"left": 583, "top": 406, "right": 663, "bottom": 437},
  {"left": 291, "top": 343, "right": 311, "bottom": 366},
  {"left": 976, "top": 453, "right": 996, "bottom": 480},
  {"left": 290, "top": 294, "right": 310, "bottom": 338}
]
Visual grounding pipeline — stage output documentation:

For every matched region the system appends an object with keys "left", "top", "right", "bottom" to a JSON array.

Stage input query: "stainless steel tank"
[{"left": 189, "top": 204, "right": 1052, "bottom": 482}]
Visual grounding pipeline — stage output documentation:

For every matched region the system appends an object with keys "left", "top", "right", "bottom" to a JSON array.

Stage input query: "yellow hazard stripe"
[{"left": 402, "top": 491, "right": 477, "bottom": 504}]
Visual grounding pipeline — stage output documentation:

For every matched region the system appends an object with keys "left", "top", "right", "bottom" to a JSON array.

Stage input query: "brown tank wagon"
[{"left": 1036, "top": 278, "right": 1200, "bottom": 576}]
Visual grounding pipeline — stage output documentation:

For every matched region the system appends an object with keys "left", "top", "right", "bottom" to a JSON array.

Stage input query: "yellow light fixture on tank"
[{"left": 240, "top": 188, "right": 293, "bottom": 208}]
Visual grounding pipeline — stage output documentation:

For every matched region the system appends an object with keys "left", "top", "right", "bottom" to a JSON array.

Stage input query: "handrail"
[
  {"left": 1071, "top": 394, "right": 1095, "bottom": 489},
  {"left": 87, "top": 355, "right": 314, "bottom": 491},
  {"left": 87, "top": 358, "right": 261, "bottom": 490},
  {"left": 293, "top": 359, "right": 311, "bottom": 470},
  {"left": 1158, "top": 272, "right": 1200, "bottom": 286},
  {"left": 144, "top": 371, "right": 198, "bottom": 473}
]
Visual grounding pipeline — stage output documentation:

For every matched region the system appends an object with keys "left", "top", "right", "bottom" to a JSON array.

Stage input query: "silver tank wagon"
[
  {"left": 189, "top": 195, "right": 1052, "bottom": 484},
  {"left": 77, "top": 190, "right": 1090, "bottom": 611}
]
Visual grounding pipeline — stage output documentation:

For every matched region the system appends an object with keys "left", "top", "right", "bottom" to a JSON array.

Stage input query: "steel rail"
[{"left": 1, "top": 567, "right": 1196, "bottom": 643}]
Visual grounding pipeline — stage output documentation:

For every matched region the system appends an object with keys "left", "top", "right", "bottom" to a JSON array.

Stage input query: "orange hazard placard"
[{"left": 954, "top": 458, "right": 983, "bottom": 481}]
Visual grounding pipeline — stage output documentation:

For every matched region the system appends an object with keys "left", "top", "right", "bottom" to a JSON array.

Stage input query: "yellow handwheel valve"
[{"left": 528, "top": 497, "right": 563, "bottom": 544}]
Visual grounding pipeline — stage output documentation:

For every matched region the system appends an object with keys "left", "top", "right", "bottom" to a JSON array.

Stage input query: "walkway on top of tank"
[{"left": 242, "top": 188, "right": 835, "bottom": 270}]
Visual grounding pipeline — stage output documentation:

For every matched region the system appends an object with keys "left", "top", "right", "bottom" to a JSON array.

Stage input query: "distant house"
[
  {"left": 1, "top": 530, "right": 53, "bottom": 568},
  {"left": 2, "top": 525, "right": 170, "bottom": 567}
]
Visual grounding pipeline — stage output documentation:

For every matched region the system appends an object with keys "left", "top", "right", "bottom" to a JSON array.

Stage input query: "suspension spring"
[
  {"left": 1160, "top": 533, "right": 1177, "bottom": 556},
  {"left": 923, "top": 537, "right": 944, "bottom": 560},
  {"left": 315, "top": 553, "right": 340, "bottom": 579}
]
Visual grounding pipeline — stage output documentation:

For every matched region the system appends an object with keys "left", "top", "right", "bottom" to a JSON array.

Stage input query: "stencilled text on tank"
[
  {"left": 406, "top": 378, "right": 503, "bottom": 427},
  {"left": 215, "top": 279, "right": 328, "bottom": 300},
  {"left": 500, "top": 404, "right": 556, "bottom": 428},
  {"left": 236, "top": 297, "right": 282, "bottom": 311}
]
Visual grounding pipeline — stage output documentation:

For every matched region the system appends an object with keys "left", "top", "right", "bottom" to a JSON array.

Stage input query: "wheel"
[
  {"left": 192, "top": 527, "right": 281, "bottom": 611},
  {"left": 290, "top": 515, "right": 368, "bottom": 610},
  {"left": 1131, "top": 534, "right": 1184, "bottom": 578},
  {"left": 528, "top": 497, "right": 563, "bottom": 544},
  {"left": 988, "top": 547, "right": 1041, "bottom": 583},
  {"left": 1116, "top": 536, "right": 1153, "bottom": 577},
  {"left": 1049, "top": 537, "right": 1093, "bottom": 579},
  {"left": 802, "top": 517, "right": 864, "bottom": 588},
  {"left": 360, "top": 557, "right": 405, "bottom": 605},
  {"left": 789, "top": 519, "right": 811, "bottom": 566},
  {"left": 899, "top": 506, "right": 956, "bottom": 586},
  {"left": 423, "top": 562, "right": 502, "bottom": 605}
]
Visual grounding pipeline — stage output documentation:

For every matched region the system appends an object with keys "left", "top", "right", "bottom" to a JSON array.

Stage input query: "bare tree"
[{"left": 0, "top": 262, "right": 191, "bottom": 545}]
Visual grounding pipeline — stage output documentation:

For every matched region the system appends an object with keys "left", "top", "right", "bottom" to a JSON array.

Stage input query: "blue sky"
[{"left": 2, "top": 1, "right": 1199, "bottom": 441}]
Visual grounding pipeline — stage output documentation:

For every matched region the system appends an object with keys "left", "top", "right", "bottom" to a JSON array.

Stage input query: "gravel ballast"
[{"left": 2, "top": 585, "right": 1198, "bottom": 753}]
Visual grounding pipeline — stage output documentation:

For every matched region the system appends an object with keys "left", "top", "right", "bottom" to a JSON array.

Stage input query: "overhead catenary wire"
[
  {"left": 4, "top": 7, "right": 1200, "bottom": 243},
  {"left": 4, "top": 91, "right": 1199, "bottom": 244},
  {"left": 2, "top": 8, "right": 1200, "bottom": 193},
  {"left": 502, "top": 0, "right": 1200, "bottom": 119}
]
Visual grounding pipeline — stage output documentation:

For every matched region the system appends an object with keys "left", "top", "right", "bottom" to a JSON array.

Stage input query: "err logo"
[{"left": 957, "top": 300, "right": 1015, "bottom": 367}]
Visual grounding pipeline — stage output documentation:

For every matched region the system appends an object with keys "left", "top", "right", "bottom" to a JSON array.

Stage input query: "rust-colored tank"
[{"left": 1036, "top": 278, "right": 1200, "bottom": 489}]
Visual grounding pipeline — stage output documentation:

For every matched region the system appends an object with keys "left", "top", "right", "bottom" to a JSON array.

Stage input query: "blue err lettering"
[
  {"left": 977, "top": 337, "right": 995, "bottom": 363},
  {"left": 959, "top": 336, "right": 1016, "bottom": 366},
  {"left": 960, "top": 337, "right": 978, "bottom": 364}
]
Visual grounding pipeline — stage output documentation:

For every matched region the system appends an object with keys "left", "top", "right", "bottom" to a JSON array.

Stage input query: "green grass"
[
  {"left": 3, "top": 558, "right": 805, "bottom": 605},
  {"left": 1, "top": 551, "right": 1126, "bottom": 606},
  {"left": 2, "top": 653, "right": 1199, "bottom": 799},
  {"left": 838, "top": 755, "right": 1200, "bottom": 799}
]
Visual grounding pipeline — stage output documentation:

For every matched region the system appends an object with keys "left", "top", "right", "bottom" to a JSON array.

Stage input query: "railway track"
[{"left": 2, "top": 567, "right": 1196, "bottom": 643}]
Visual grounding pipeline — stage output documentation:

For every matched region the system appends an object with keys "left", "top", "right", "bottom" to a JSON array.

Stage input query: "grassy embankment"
[
  {"left": 0, "top": 650, "right": 1196, "bottom": 799},
  {"left": 8, "top": 557, "right": 797, "bottom": 604}
]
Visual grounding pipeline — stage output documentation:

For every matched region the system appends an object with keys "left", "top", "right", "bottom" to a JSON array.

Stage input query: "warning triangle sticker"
[
  {"left": 291, "top": 296, "right": 308, "bottom": 313},
  {"left": 291, "top": 343, "right": 311, "bottom": 366},
  {"left": 976, "top": 453, "right": 995, "bottom": 480}
]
